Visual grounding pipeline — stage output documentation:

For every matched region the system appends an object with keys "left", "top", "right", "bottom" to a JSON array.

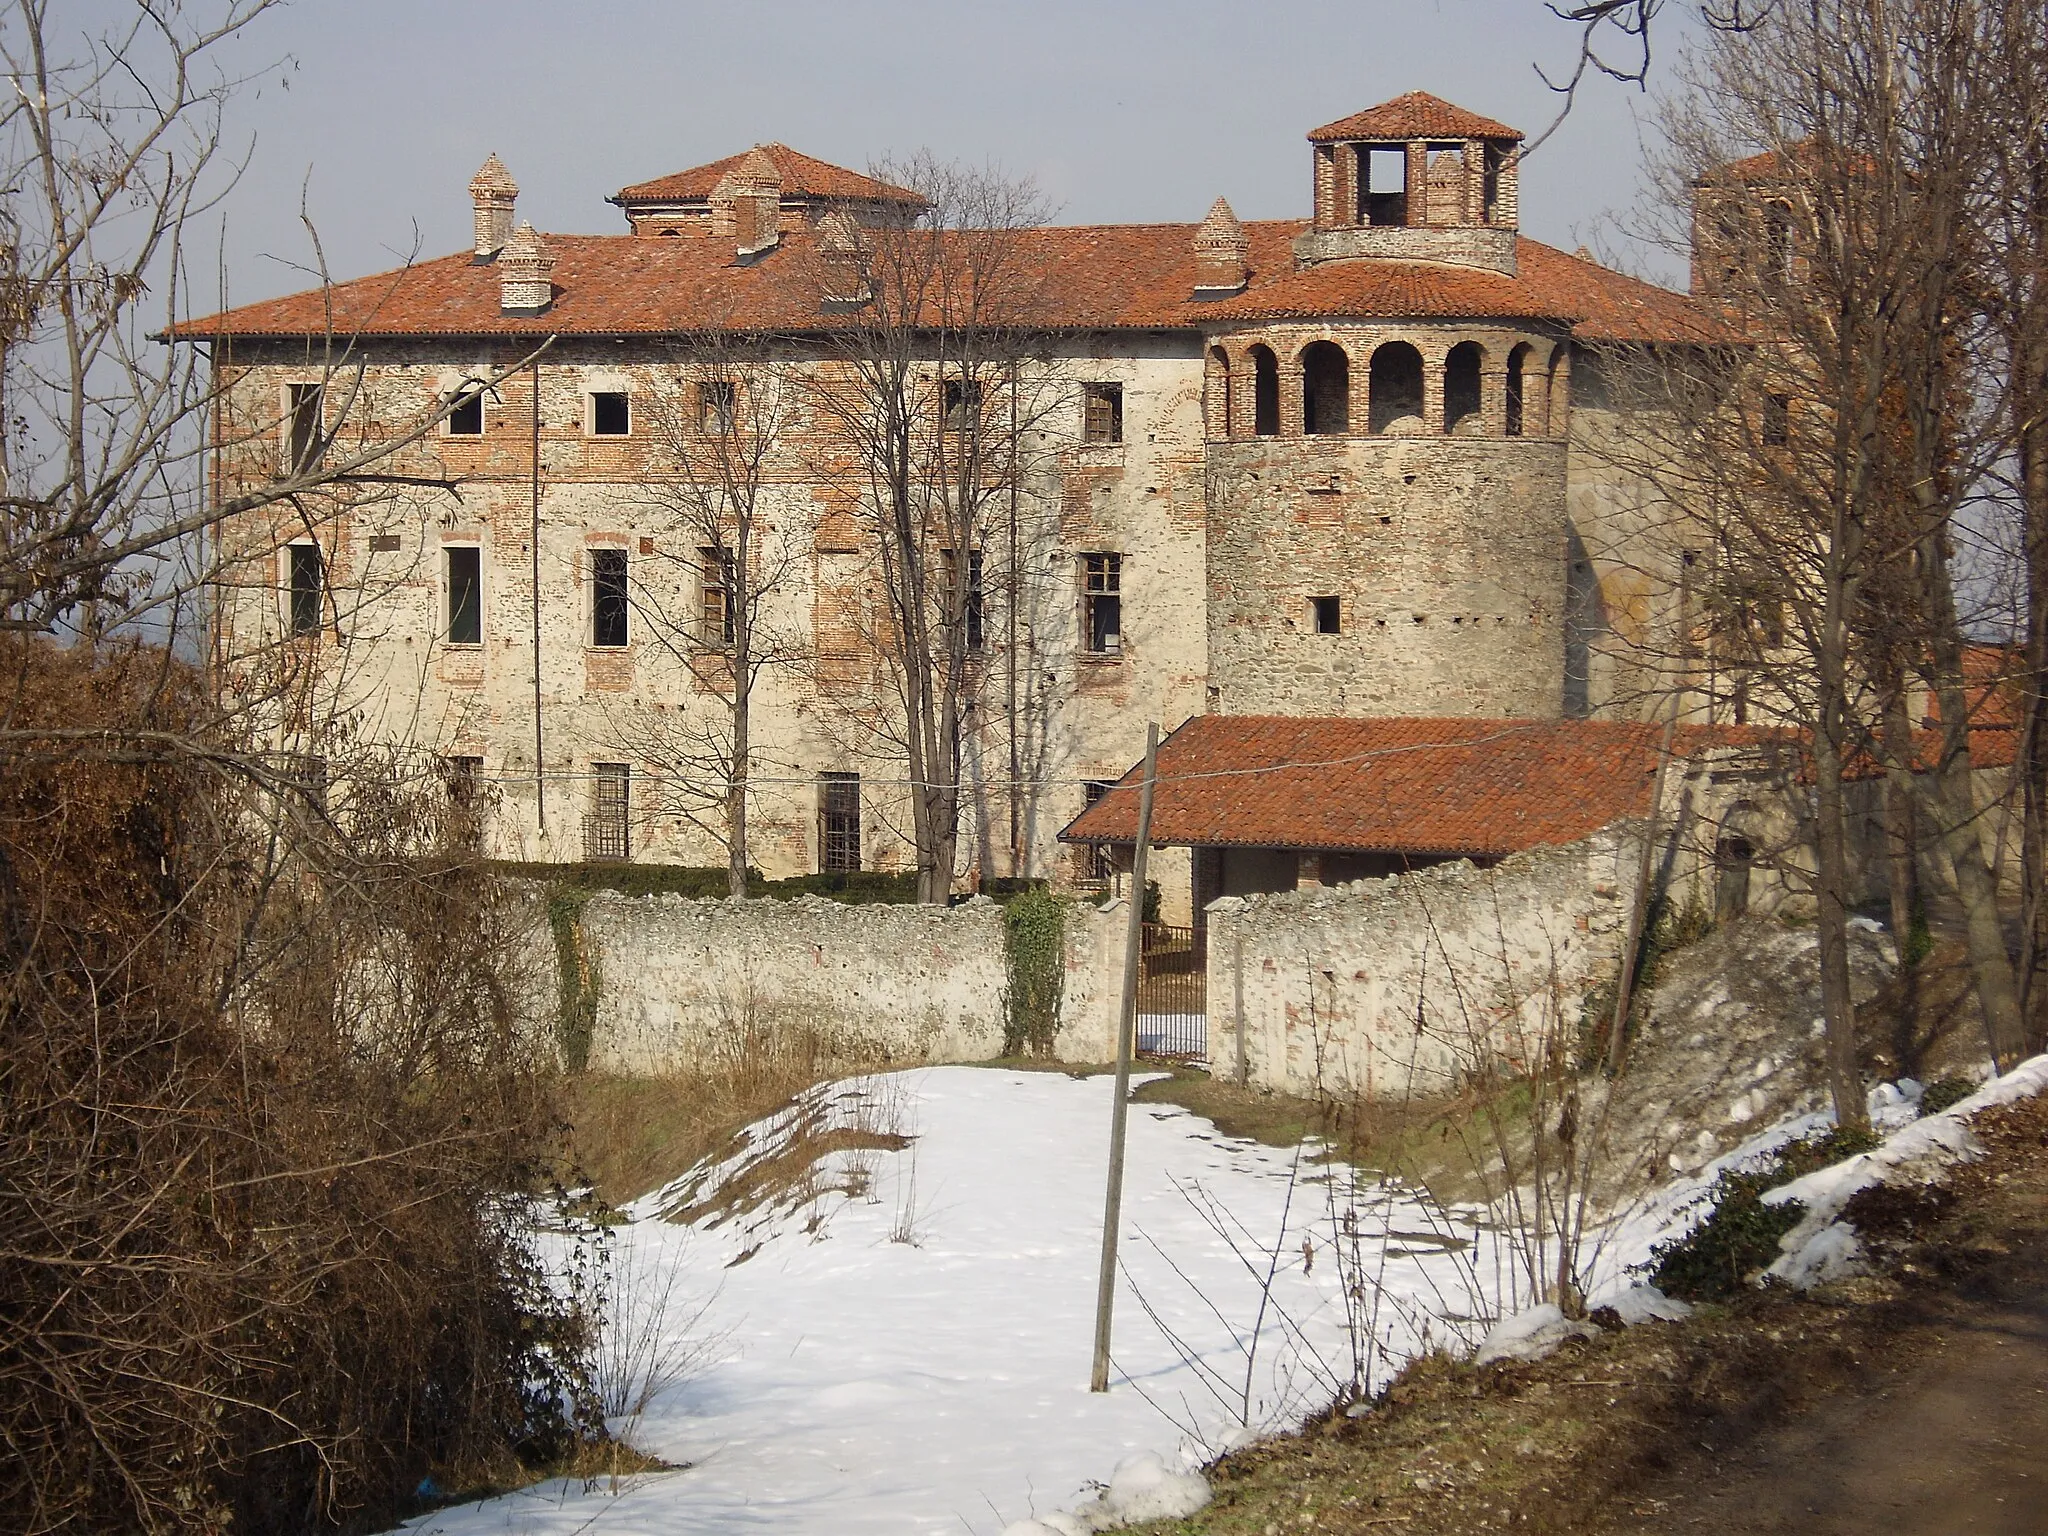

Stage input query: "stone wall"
[
  {"left": 578, "top": 890, "right": 1131, "bottom": 1074},
  {"left": 1204, "top": 828, "right": 1644, "bottom": 1099}
]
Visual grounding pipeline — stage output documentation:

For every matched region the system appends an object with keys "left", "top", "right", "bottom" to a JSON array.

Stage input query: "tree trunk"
[
  {"left": 1813, "top": 708, "right": 1870, "bottom": 1132},
  {"left": 1880, "top": 689, "right": 1923, "bottom": 985},
  {"left": 727, "top": 673, "right": 749, "bottom": 899}
]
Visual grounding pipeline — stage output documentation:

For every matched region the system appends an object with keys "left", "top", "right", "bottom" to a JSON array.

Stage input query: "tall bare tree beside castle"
[
  {"left": 1598, "top": 0, "right": 2043, "bottom": 1111},
  {"left": 801, "top": 159, "right": 1061, "bottom": 903},
  {"left": 615, "top": 341, "right": 803, "bottom": 896}
]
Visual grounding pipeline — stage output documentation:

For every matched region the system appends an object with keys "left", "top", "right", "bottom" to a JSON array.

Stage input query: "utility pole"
[{"left": 1090, "top": 722, "right": 1159, "bottom": 1393}]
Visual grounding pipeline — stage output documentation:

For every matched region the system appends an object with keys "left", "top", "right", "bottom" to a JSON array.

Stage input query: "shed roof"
[{"left": 1058, "top": 714, "right": 1774, "bottom": 859}]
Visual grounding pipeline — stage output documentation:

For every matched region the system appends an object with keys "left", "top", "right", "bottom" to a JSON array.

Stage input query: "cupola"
[
  {"left": 498, "top": 221, "right": 555, "bottom": 315},
  {"left": 469, "top": 153, "right": 519, "bottom": 260},
  {"left": 1294, "top": 91, "right": 1521, "bottom": 275}
]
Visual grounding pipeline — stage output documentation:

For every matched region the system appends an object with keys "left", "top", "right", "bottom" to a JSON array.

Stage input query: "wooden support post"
[{"left": 1090, "top": 722, "right": 1159, "bottom": 1393}]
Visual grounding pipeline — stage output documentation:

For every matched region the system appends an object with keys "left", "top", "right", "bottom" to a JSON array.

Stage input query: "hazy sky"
[{"left": 129, "top": 0, "right": 1705, "bottom": 310}]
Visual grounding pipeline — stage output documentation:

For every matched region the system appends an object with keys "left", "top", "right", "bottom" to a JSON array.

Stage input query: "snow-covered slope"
[{"left": 403, "top": 1067, "right": 1506, "bottom": 1536}]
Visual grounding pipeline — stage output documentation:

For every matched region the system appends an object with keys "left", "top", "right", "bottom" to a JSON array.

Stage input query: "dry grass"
[{"left": 560, "top": 1019, "right": 894, "bottom": 1210}]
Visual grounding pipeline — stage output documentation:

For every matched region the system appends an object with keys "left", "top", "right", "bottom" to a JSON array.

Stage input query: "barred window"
[
  {"left": 819, "top": 772, "right": 860, "bottom": 873},
  {"left": 586, "top": 762, "right": 631, "bottom": 862}
]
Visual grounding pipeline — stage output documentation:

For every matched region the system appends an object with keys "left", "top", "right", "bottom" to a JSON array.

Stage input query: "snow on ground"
[{"left": 403, "top": 1066, "right": 1512, "bottom": 1536}]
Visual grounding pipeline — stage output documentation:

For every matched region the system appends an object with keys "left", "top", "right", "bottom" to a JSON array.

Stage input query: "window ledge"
[
  {"left": 442, "top": 642, "right": 485, "bottom": 653},
  {"left": 1077, "top": 650, "right": 1125, "bottom": 665}
]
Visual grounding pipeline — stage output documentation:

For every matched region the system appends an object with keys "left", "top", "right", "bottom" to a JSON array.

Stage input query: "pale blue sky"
[{"left": 147, "top": 0, "right": 1701, "bottom": 308}]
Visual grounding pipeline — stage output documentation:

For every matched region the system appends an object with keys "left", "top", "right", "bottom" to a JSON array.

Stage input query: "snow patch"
[
  {"left": 1603, "top": 1284, "right": 1693, "bottom": 1325},
  {"left": 1474, "top": 1304, "right": 1602, "bottom": 1365}
]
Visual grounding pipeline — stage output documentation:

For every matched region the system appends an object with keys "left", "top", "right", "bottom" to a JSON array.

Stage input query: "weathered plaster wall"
[{"left": 1205, "top": 828, "right": 1639, "bottom": 1098}]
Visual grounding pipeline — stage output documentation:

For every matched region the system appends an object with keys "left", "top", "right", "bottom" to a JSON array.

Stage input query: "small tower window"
[
  {"left": 1444, "top": 342, "right": 1484, "bottom": 435},
  {"left": 1367, "top": 342, "right": 1425, "bottom": 435},
  {"left": 943, "top": 377, "right": 983, "bottom": 431},
  {"left": 1362, "top": 146, "right": 1408, "bottom": 227},
  {"left": 699, "top": 545, "right": 734, "bottom": 645},
  {"left": 1301, "top": 342, "right": 1349, "bottom": 436},
  {"left": 1506, "top": 344, "right": 1532, "bottom": 437},
  {"left": 1312, "top": 595, "right": 1342, "bottom": 635},
  {"left": 591, "top": 548, "right": 629, "bottom": 647},
  {"left": 1081, "top": 552, "right": 1122, "bottom": 655},
  {"left": 699, "top": 379, "right": 736, "bottom": 435},
  {"left": 1763, "top": 393, "right": 1791, "bottom": 447},
  {"left": 285, "top": 382, "right": 324, "bottom": 473},
  {"left": 286, "top": 542, "right": 323, "bottom": 635},
  {"left": 446, "top": 545, "right": 482, "bottom": 644}
]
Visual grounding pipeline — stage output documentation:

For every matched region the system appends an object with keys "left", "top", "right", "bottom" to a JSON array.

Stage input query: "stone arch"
[
  {"left": 1444, "top": 341, "right": 1484, "bottom": 435},
  {"left": 1206, "top": 346, "right": 1232, "bottom": 439},
  {"left": 1505, "top": 342, "right": 1533, "bottom": 437},
  {"left": 1300, "top": 340, "right": 1350, "bottom": 436},
  {"left": 1544, "top": 343, "right": 1571, "bottom": 435},
  {"left": 1249, "top": 344, "right": 1280, "bottom": 437},
  {"left": 1366, "top": 341, "right": 1425, "bottom": 435}
]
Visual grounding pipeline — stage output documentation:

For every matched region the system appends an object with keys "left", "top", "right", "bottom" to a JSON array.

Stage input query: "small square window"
[
  {"left": 698, "top": 379, "right": 736, "bottom": 435},
  {"left": 591, "top": 548, "right": 629, "bottom": 647},
  {"left": 1083, "top": 383, "right": 1123, "bottom": 444},
  {"left": 1763, "top": 393, "right": 1791, "bottom": 447},
  {"left": 1312, "top": 595, "right": 1341, "bottom": 634},
  {"left": 446, "top": 386, "right": 484, "bottom": 436},
  {"left": 591, "top": 391, "right": 630, "bottom": 436},
  {"left": 942, "top": 377, "right": 982, "bottom": 431}
]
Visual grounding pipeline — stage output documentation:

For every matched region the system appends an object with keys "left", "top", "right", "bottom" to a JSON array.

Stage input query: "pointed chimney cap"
[
  {"left": 503, "top": 220, "right": 552, "bottom": 264},
  {"left": 1196, "top": 197, "right": 1248, "bottom": 249},
  {"left": 470, "top": 153, "right": 519, "bottom": 199}
]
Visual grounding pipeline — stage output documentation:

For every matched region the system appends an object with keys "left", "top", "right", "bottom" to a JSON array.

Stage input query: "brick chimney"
[
  {"left": 498, "top": 221, "right": 555, "bottom": 315},
  {"left": 1192, "top": 198, "right": 1249, "bottom": 297},
  {"left": 818, "top": 209, "right": 868, "bottom": 305},
  {"left": 469, "top": 153, "right": 519, "bottom": 260},
  {"left": 728, "top": 147, "right": 783, "bottom": 260}
]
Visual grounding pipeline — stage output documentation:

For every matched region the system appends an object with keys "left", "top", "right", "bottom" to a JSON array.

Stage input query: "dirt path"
[{"left": 1620, "top": 1283, "right": 2048, "bottom": 1534}]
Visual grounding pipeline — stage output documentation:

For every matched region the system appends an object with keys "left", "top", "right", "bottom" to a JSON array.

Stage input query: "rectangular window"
[
  {"left": 700, "top": 545, "right": 734, "bottom": 645},
  {"left": 446, "top": 386, "right": 484, "bottom": 436},
  {"left": 942, "top": 377, "right": 982, "bottom": 431},
  {"left": 698, "top": 379, "right": 736, "bottom": 435},
  {"left": 586, "top": 762, "right": 631, "bottom": 862},
  {"left": 1312, "top": 595, "right": 1342, "bottom": 634},
  {"left": 287, "top": 542, "right": 323, "bottom": 635},
  {"left": 819, "top": 772, "right": 861, "bottom": 873},
  {"left": 945, "top": 548, "right": 985, "bottom": 652},
  {"left": 446, "top": 546, "right": 482, "bottom": 645},
  {"left": 1763, "top": 393, "right": 1791, "bottom": 447},
  {"left": 1083, "top": 780, "right": 1114, "bottom": 882},
  {"left": 286, "top": 382, "right": 323, "bottom": 472},
  {"left": 591, "top": 547, "right": 629, "bottom": 648},
  {"left": 591, "top": 390, "right": 630, "bottom": 436},
  {"left": 1082, "top": 552, "right": 1122, "bottom": 655},
  {"left": 1082, "top": 383, "right": 1124, "bottom": 444}
]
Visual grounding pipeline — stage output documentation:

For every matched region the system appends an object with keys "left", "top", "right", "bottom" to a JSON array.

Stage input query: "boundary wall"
[
  {"left": 1205, "top": 829, "right": 1643, "bottom": 1099},
  {"left": 580, "top": 890, "right": 1130, "bottom": 1074}
]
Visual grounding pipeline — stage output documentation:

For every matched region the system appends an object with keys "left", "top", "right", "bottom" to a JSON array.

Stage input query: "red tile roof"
[
  {"left": 177, "top": 221, "right": 1712, "bottom": 344},
  {"left": 1058, "top": 715, "right": 1774, "bottom": 859},
  {"left": 1309, "top": 92, "right": 1521, "bottom": 144},
  {"left": 612, "top": 143, "right": 922, "bottom": 207}
]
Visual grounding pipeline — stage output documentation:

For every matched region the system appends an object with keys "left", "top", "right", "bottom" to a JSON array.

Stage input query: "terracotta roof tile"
[
  {"left": 1058, "top": 715, "right": 1775, "bottom": 859},
  {"left": 176, "top": 225, "right": 1714, "bottom": 344},
  {"left": 612, "top": 143, "right": 921, "bottom": 206},
  {"left": 1309, "top": 92, "right": 1521, "bottom": 144}
]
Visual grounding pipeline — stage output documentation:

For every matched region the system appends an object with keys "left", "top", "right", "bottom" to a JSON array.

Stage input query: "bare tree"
[
  {"left": 798, "top": 161, "right": 1062, "bottom": 903},
  {"left": 612, "top": 340, "right": 804, "bottom": 895}
]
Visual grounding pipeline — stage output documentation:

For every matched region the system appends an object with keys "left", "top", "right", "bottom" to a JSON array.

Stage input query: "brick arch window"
[
  {"left": 1248, "top": 344, "right": 1280, "bottom": 438},
  {"left": 1444, "top": 341, "right": 1484, "bottom": 435},
  {"left": 1300, "top": 340, "right": 1350, "bottom": 436},
  {"left": 1505, "top": 342, "right": 1533, "bottom": 437},
  {"left": 1366, "top": 341, "right": 1425, "bottom": 435},
  {"left": 1205, "top": 346, "right": 1232, "bottom": 439},
  {"left": 1545, "top": 343, "right": 1571, "bottom": 435}
]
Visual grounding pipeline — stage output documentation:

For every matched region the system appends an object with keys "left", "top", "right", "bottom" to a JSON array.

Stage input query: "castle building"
[{"left": 184, "top": 92, "right": 1717, "bottom": 919}]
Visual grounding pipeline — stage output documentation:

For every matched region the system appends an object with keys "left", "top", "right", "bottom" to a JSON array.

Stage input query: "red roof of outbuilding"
[
  {"left": 1309, "top": 92, "right": 1521, "bottom": 144},
  {"left": 612, "top": 143, "right": 922, "bottom": 206},
  {"left": 1059, "top": 714, "right": 1775, "bottom": 859}
]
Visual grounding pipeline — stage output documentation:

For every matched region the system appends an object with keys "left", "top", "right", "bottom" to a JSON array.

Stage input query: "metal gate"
[{"left": 1136, "top": 923, "right": 1207, "bottom": 1060}]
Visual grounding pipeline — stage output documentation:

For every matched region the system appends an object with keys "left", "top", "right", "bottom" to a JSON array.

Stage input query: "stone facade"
[{"left": 197, "top": 92, "right": 1702, "bottom": 918}]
